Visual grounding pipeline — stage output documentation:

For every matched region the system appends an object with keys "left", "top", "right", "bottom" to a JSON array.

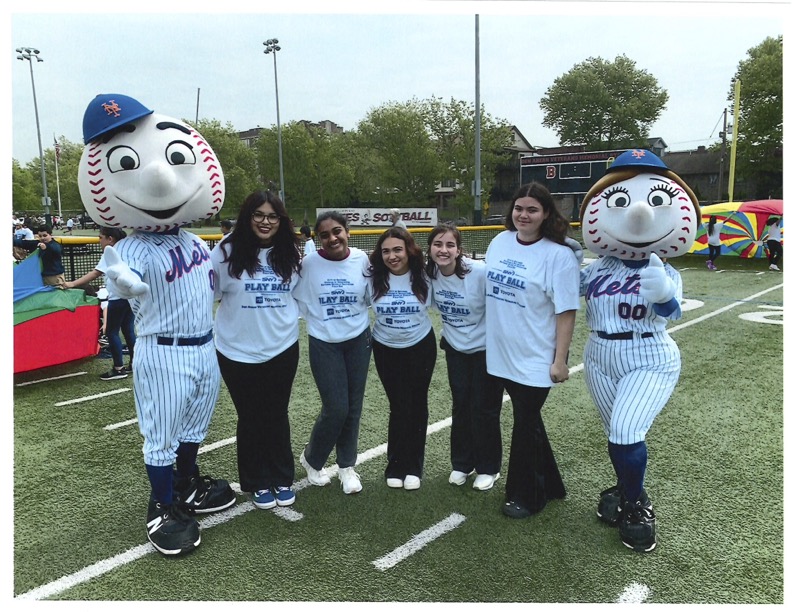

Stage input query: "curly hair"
[
  {"left": 368, "top": 227, "right": 429, "bottom": 303},
  {"left": 218, "top": 190, "right": 301, "bottom": 282}
]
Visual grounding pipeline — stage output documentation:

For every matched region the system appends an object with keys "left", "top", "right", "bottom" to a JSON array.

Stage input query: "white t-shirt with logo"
[
  {"left": 211, "top": 242, "right": 301, "bottom": 363},
  {"left": 431, "top": 257, "right": 486, "bottom": 354},
  {"left": 370, "top": 271, "right": 433, "bottom": 348},
  {"left": 485, "top": 231, "right": 579, "bottom": 388},
  {"left": 293, "top": 248, "right": 371, "bottom": 343}
]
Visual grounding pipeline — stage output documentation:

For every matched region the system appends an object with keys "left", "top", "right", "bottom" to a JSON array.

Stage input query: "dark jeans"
[
  {"left": 373, "top": 329, "right": 437, "bottom": 479},
  {"left": 707, "top": 244, "right": 721, "bottom": 262},
  {"left": 768, "top": 240, "right": 782, "bottom": 266},
  {"left": 502, "top": 379, "right": 566, "bottom": 512},
  {"left": 304, "top": 329, "right": 372, "bottom": 470},
  {"left": 217, "top": 342, "right": 298, "bottom": 492},
  {"left": 106, "top": 299, "right": 135, "bottom": 370},
  {"left": 442, "top": 337, "right": 504, "bottom": 475}
]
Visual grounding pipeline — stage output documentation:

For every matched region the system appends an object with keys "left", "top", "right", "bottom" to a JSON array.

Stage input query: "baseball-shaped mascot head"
[
  {"left": 78, "top": 94, "right": 224, "bottom": 232},
  {"left": 579, "top": 149, "right": 700, "bottom": 260}
]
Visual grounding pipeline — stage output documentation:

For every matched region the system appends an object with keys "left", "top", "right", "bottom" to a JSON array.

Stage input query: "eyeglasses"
[{"left": 252, "top": 212, "right": 280, "bottom": 223}]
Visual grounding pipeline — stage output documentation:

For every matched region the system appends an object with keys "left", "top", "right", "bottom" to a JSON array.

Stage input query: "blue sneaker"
[
  {"left": 274, "top": 486, "right": 295, "bottom": 507},
  {"left": 252, "top": 489, "right": 276, "bottom": 510}
]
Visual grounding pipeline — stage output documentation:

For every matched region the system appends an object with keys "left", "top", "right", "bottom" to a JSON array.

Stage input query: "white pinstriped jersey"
[
  {"left": 579, "top": 256, "right": 682, "bottom": 335},
  {"left": 115, "top": 230, "right": 215, "bottom": 337}
]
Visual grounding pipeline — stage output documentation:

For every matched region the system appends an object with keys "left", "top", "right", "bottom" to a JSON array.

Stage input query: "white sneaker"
[
  {"left": 449, "top": 470, "right": 474, "bottom": 486},
  {"left": 403, "top": 475, "right": 421, "bottom": 490},
  {"left": 386, "top": 478, "right": 403, "bottom": 488},
  {"left": 338, "top": 466, "right": 363, "bottom": 494},
  {"left": 770, "top": 264, "right": 780, "bottom": 271},
  {"left": 472, "top": 472, "right": 501, "bottom": 491},
  {"left": 300, "top": 451, "right": 330, "bottom": 486}
]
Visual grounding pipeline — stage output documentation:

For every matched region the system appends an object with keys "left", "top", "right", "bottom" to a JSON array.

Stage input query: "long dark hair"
[
  {"left": 505, "top": 182, "right": 570, "bottom": 245},
  {"left": 368, "top": 227, "right": 429, "bottom": 303},
  {"left": 425, "top": 223, "right": 469, "bottom": 280},
  {"left": 219, "top": 190, "right": 301, "bottom": 282},
  {"left": 99, "top": 226, "right": 127, "bottom": 243},
  {"left": 707, "top": 215, "right": 718, "bottom": 236}
]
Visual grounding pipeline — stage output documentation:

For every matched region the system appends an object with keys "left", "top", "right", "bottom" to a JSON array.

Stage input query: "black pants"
[
  {"left": 502, "top": 379, "right": 566, "bottom": 512},
  {"left": 707, "top": 244, "right": 721, "bottom": 262},
  {"left": 217, "top": 342, "right": 299, "bottom": 492},
  {"left": 373, "top": 329, "right": 437, "bottom": 479},
  {"left": 442, "top": 338, "right": 504, "bottom": 475},
  {"left": 767, "top": 240, "right": 782, "bottom": 266}
]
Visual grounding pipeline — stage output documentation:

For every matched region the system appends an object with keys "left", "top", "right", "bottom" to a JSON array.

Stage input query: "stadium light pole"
[
  {"left": 264, "top": 38, "right": 286, "bottom": 205},
  {"left": 16, "top": 46, "right": 51, "bottom": 225}
]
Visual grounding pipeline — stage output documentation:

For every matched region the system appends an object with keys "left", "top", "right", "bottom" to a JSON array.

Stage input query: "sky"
[{"left": 6, "top": 1, "right": 788, "bottom": 166}]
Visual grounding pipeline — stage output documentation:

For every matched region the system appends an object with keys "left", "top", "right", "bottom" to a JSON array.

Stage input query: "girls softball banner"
[
  {"left": 316, "top": 208, "right": 438, "bottom": 227},
  {"left": 691, "top": 201, "right": 783, "bottom": 259}
]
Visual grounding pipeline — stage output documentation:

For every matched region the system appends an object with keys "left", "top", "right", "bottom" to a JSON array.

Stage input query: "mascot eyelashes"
[
  {"left": 78, "top": 94, "right": 235, "bottom": 556},
  {"left": 578, "top": 149, "right": 700, "bottom": 553}
]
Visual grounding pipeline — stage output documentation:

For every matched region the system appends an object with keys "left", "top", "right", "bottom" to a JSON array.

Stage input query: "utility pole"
[
  {"left": 473, "top": 15, "right": 482, "bottom": 225},
  {"left": 717, "top": 107, "right": 727, "bottom": 202}
]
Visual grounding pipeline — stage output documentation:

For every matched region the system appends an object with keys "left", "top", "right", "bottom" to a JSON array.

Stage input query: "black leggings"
[
  {"left": 707, "top": 244, "right": 721, "bottom": 262},
  {"left": 767, "top": 240, "right": 782, "bottom": 266}
]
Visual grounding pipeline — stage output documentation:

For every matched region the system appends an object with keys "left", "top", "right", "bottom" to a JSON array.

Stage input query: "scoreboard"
[{"left": 520, "top": 150, "right": 628, "bottom": 195}]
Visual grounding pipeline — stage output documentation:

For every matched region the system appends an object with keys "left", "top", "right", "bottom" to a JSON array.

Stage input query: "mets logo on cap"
[{"left": 82, "top": 93, "right": 154, "bottom": 144}]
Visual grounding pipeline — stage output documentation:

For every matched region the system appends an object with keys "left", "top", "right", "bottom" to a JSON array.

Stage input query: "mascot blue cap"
[
  {"left": 606, "top": 149, "right": 667, "bottom": 174},
  {"left": 82, "top": 93, "right": 153, "bottom": 144}
]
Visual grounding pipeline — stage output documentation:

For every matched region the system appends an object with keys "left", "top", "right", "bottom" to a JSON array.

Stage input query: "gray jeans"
[{"left": 303, "top": 328, "right": 372, "bottom": 469}]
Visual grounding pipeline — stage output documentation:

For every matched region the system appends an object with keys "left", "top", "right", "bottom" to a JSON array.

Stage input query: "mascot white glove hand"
[
  {"left": 639, "top": 253, "right": 675, "bottom": 303},
  {"left": 564, "top": 236, "right": 585, "bottom": 265},
  {"left": 102, "top": 245, "right": 150, "bottom": 298}
]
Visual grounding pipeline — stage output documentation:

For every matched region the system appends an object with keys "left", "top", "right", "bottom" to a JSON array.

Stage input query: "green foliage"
[
  {"left": 357, "top": 99, "right": 443, "bottom": 205},
  {"left": 730, "top": 36, "right": 783, "bottom": 198},
  {"left": 424, "top": 96, "right": 513, "bottom": 213},
  {"left": 540, "top": 55, "right": 668, "bottom": 149}
]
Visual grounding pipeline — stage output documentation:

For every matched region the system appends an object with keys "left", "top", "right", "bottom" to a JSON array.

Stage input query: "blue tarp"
[{"left": 13, "top": 251, "right": 53, "bottom": 302}]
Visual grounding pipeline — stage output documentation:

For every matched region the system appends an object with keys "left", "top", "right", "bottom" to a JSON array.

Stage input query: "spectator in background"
[
  {"left": 13, "top": 225, "right": 65, "bottom": 286},
  {"left": 389, "top": 208, "right": 407, "bottom": 230},
  {"left": 65, "top": 217, "right": 75, "bottom": 234},
  {"left": 14, "top": 222, "right": 34, "bottom": 241},
  {"left": 299, "top": 223, "right": 316, "bottom": 258},
  {"left": 220, "top": 219, "right": 234, "bottom": 236}
]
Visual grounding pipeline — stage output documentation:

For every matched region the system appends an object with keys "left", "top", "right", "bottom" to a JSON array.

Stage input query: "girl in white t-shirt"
[
  {"left": 426, "top": 224, "right": 504, "bottom": 492},
  {"left": 369, "top": 227, "right": 435, "bottom": 491},
  {"left": 763, "top": 216, "right": 783, "bottom": 271},
  {"left": 211, "top": 190, "right": 302, "bottom": 510},
  {"left": 485, "top": 182, "right": 579, "bottom": 519},
  {"left": 705, "top": 213, "right": 732, "bottom": 270},
  {"left": 292, "top": 211, "right": 372, "bottom": 495}
]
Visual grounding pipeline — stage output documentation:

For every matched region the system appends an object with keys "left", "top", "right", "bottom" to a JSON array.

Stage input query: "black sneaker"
[
  {"left": 619, "top": 499, "right": 657, "bottom": 553},
  {"left": 597, "top": 485, "right": 622, "bottom": 526},
  {"left": 99, "top": 368, "right": 128, "bottom": 381},
  {"left": 176, "top": 474, "right": 236, "bottom": 514},
  {"left": 98, "top": 334, "right": 109, "bottom": 346},
  {"left": 146, "top": 499, "right": 201, "bottom": 556}
]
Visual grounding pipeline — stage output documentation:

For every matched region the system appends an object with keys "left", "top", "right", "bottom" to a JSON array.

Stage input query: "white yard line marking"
[
  {"left": 55, "top": 388, "right": 131, "bottom": 406},
  {"left": 617, "top": 582, "right": 650, "bottom": 603},
  {"left": 20, "top": 284, "right": 784, "bottom": 601},
  {"left": 372, "top": 513, "right": 466, "bottom": 571},
  {"left": 103, "top": 417, "right": 138, "bottom": 431},
  {"left": 16, "top": 371, "right": 88, "bottom": 386}
]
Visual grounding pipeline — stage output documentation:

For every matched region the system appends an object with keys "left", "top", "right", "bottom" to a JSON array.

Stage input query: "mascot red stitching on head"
[
  {"left": 78, "top": 94, "right": 235, "bottom": 557},
  {"left": 578, "top": 149, "right": 700, "bottom": 553}
]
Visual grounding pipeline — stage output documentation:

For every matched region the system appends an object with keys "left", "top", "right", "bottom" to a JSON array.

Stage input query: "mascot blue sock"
[
  {"left": 175, "top": 441, "right": 200, "bottom": 479},
  {"left": 608, "top": 441, "right": 647, "bottom": 503},
  {"left": 146, "top": 464, "right": 174, "bottom": 505}
]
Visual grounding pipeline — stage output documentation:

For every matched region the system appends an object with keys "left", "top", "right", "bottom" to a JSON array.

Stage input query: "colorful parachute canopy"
[{"left": 691, "top": 200, "right": 783, "bottom": 258}]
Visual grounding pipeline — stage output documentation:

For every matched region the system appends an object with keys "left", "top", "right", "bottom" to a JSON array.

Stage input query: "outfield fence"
[{"left": 51, "top": 223, "right": 585, "bottom": 285}]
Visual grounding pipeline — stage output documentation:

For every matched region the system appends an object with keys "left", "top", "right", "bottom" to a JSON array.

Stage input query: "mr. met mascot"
[
  {"left": 578, "top": 149, "right": 700, "bottom": 553},
  {"left": 78, "top": 94, "right": 235, "bottom": 556}
]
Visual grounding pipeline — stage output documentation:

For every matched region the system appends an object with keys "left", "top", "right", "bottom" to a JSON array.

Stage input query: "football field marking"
[
  {"left": 617, "top": 582, "right": 650, "bottom": 603},
  {"left": 372, "top": 513, "right": 467, "bottom": 571},
  {"left": 55, "top": 388, "right": 131, "bottom": 406},
  {"left": 18, "top": 283, "right": 783, "bottom": 601},
  {"left": 16, "top": 371, "right": 87, "bottom": 386}
]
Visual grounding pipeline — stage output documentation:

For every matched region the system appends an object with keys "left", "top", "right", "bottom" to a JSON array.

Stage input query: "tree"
[
  {"left": 357, "top": 100, "right": 442, "bottom": 205},
  {"left": 539, "top": 55, "right": 668, "bottom": 149},
  {"left": 423, "top": 96, "right": 513, "bottom": 215},
  {"left": 730, "top": 35, "right": 783, "bottom": 198}
]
